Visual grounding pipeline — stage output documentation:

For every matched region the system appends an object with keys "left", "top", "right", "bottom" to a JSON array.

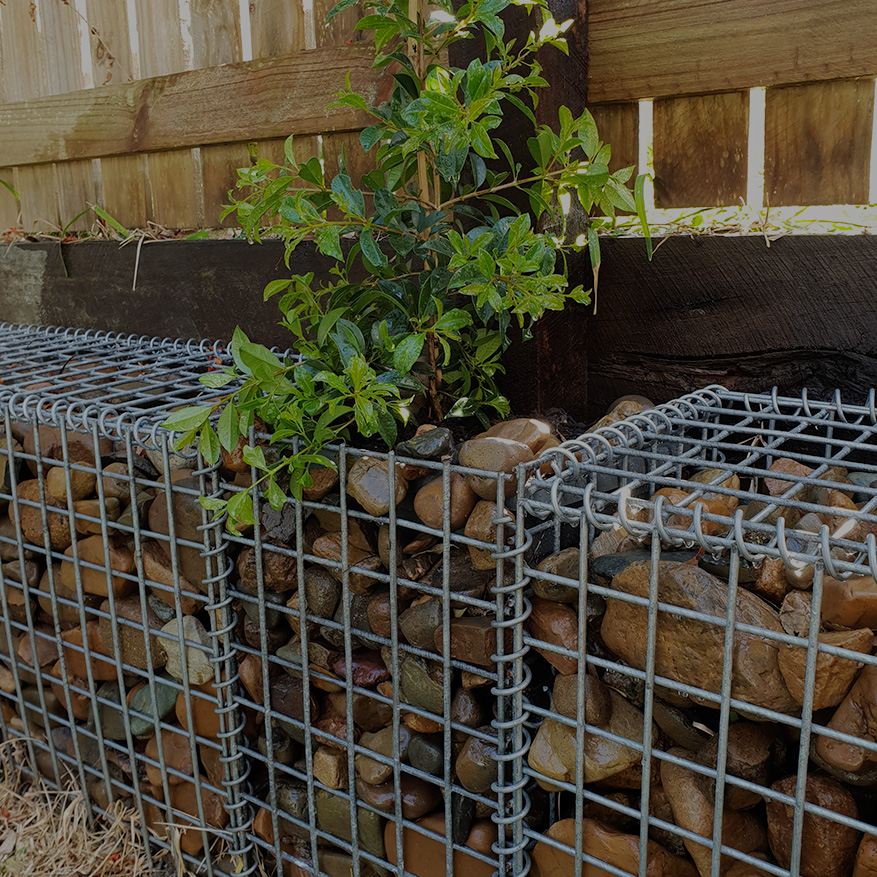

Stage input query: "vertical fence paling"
[{"left": 520, "top": 386, "right": 877, "bottom": 877}]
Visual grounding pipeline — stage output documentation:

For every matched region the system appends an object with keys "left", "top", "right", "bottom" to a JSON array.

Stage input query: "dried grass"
[{"left": 0, "top": 742, "right": 154, "bottom": 877}]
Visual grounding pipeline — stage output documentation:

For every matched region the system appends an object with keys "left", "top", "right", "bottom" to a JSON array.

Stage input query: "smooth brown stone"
[
  {"left": 482, "top": 418, "right": 552, "bottom": 453},
  {"left": 531, "top": 817, "right": 698, "bottom": 877},
  {"left": 314, "top": 715, "right": 357, "bottom": 750},
  {"left": 462, "top": 670, "right": 491, "bottom": 688},
  {"left": 459, "top": 437, "right": 534, "bottom": 499},
  {"left": 0, "top": 517, "right": 32, "bottom": 563},
  {"left": 817, "top": 664, "right": 877, "bottom": 773},
  {"left": 61, "top": 621, "right": 115, "bottom": 680},
  {"left": 464, "top": 501, "right": 506, "bottom": 570},
  {"left": 765, "top": 457, "right": 814, "bottom": 496},
  {"left": 347, "top": 457, "right": 408, "bottom": 517},
  {"left": 767, "top": 775, "right": 859, "bottom": 877},
  {"left": 661, "top": 747, "right": 768, "bottom": 877},
  {"left": 200, "top": 743, "right": 224, "bottom": 787},
  {"left": 141, "top": 540, "right": 202, "bottom": 614},
  {"left": 315, "top": 787, "right": 386, "bottom": 864},
  {"left": 778, "top": 627, "right": 872, "bottom": 709},
  {"left": 14, "top": 478, "right": 72, "bottom": 551},
  {"left": 302, "top": 464, "right": 339, "bottom": 502},
  {"left": 313, "top": 744, "right": 348, "bottom": 789},
  {"left": 528, "top": 692, "right": 653, "bottom": 788},
  {"left": 528, "top": 597, "right": 578, "bottom": 675},
  {"left": 46, "top": 464, "right": 95, "bottom": 503},
  {"left": 99, "top": 594, "right": 166, "bottom": 671},
  {"left": 367, "top": 590, "right": 406, "bottom": 640},
  {"left": 237, "top": 542, "right": 296, "bottom": 594},
  {"left": 238, "top": 653, "right": 265, "bottom": 705},
  {"left": 695, "top": 723, "right": 786, "bottom": 811},
  {"left": 17, "top": 626, "right": 58, "bottom": 668},
  {"left": 403, "top": 713, "right": 443, "bottom": 734},
  {"left": 331, "top": 649, "right": 389, "bottom": 687},
  {"left": 552, "top": 673, "right": 612, "bottom": 726},
  {"left": 243, "top": 614, "right": 288, "bottom": 653},
  {"left": 160, "top": 616, "right": 214, "bottom": 685},
  {"left": 603, "top": 561, "right": 797, "bottom": 714},
  {"left": 146, "top": 726, "right": 194, "bottom": 786},
  {"left": 533, "top": 548, "right": 581, "bottom": 603},
  {"left": 855, "top": 835, "right": 877, "bottom": 877},
  {"left": 313, "top": 532, "right": 383, "bottom": 595},
  {"left": 750, "top": 557, "right": 792, "bottom": 604},
  {"left": 60, "top": 535, "right": 135, "bottom": 598},
  {"left": 312, "top": 500, "right": 376, "bottom": 552},
  {"left": 823, "top": 575, "right": 877, "bottom": 628},
  {"left": 72, "top": 497, "right": 121, "bottom": 536},
  {"left": 455, "top": 729, "right": 496, "bottom": 794},
  {"left": 176, "top": 681, "right": 223, "bottom": 739},
  {"left": 780, "top": 590, "right": 815, "bottom": 637},
  {"left": 147, "top": 475, "right": 208, "bottom": 586},
  {"left": 270, "top": 673, "right": 318, "bottom": 726},
  {"left": 435, "top": 616, "right": 496, "bottom": 669},
  {"left": 323, "top": 691, "right": 393, "bottom": 733},
  {"left": 164, "top": 776, "right": 229, "bottom": 856},
  {"left": 101, "top": 462, "right": 134, "bottom": 499},
  {"left": 49, "top": 661, "right": 90, "bottom": 720},
  {"left": 385, "top": 814, "right": 497, "bottom": 877},
  {"left": 355, "top": 773, "right": 441, "bottom": 820},
  {"left": 413, "top": 472, "right": 478, "bottom": 531},
  {"left": 356, "top": 725, "right": 411, "bottom": 785},
  {"left": 451, "top": 687, "right": 484, "bottom": 732}
]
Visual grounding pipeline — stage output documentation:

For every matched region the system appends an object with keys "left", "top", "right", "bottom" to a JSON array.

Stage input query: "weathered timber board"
[
  {"left": 588, "top": 0, "right": 877, "bottom": 103},
  {"left": 1, "top": 237, "right": 875, "bottom": 423},
  {"left": 0, "top": 46, "right": 386, "bottom": 167}
]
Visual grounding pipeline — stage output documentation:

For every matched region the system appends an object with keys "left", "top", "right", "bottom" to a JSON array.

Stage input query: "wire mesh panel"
[
  {"left": 520, "top": 387, "right": 877, "bottom": 877},
  {"left": 0, "top": 323, "right": 250, "bottom": 875},
  {"left": 223, "top": 429, "right": 534, "bottom": 877}
]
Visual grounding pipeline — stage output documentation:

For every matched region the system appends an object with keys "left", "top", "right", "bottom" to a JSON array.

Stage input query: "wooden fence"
[{"left": 1, "top": 0, "right": 876, "bottom": 234}]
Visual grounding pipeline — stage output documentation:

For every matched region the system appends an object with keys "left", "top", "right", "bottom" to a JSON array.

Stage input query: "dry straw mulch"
[{"left": 0, "top": 742, "right": 153, "bottom": 877}]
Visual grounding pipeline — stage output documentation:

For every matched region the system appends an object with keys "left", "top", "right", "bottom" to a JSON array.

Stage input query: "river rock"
[
  {"left": 455, "top": 729, "right": 496, "bottom": 794},
  {"left": 61, "top": 621, "right": 116, "bottom": 680},
  {"left": 400, "top": 598, "right": 443, "bottom": 650},
  {"left": 408, "top": 733, "right": 443, "bottom": 776},
  {"left": 778, "top": 627, "right": 872, "bottom": 709},
  {"left": 316, "top": 788, "right": 386, "bottom": 867},
  {"left": 176, "top": 680, "right": 223, "bottom": 739},
  {"left": 347, "top": 457, "right": 408, "bottom": 517},
  {"left": 14, "top": 478, "right": 73, "bottom": 551},
  {"left": 413, "top": 472, "right": 478, "bottom": 531},
  {"left": 141, "top": 540, "right": 202, "bottom": 615},
  {"left": 355, "top": 773, "right": 440, "bottom": 820},
  {"left": 271, "top": 672, "right": 317, "bottom": 733},
  {"left": 602, "top": 561, "right": 797, "bottom": 714},
  {"left": 766, "top": 774, "right": 860, "bottom": 877},
  {"left": 481, "top": 418, "right": 553, "bottom": 453},
  {"left": 855, "top": 835, "right": 877, "bottom": 876},
  {"left": 60, "top": 535, "right": 135, "bottom": 598},
  {"left": 323, "top": 691, "right": 392, "bottom": 733},
  {"left": 312, "top": 499, "right": 377, "bottom": 552},
  {"left": 145, "top": 726, "right": 194, "bottom": 786},
  {"left": 129, "top": 675, "right": 178, "bottom": 738},
  {"left": 424, "top": 547, "right": 494, "bottom": 599},
  {"left": 322, "top": 592, "right": 374, "bottom": 650},
  {"left": 779, "top": 590, "right": 815, "bottom": 637},
  {"left": 0, "top": 517, "right": 31, "bottom": 563},
  {"left": 313, "top": 532, "right": 383, "bottom": 595},
  {"left": 400, "top": 655, "right": 444, "bottom": 715},
  {"left": 45, "top": 464, "right": 95, "bottom": 503},
  {"left": 71, "top": 497, "right": 121, "bottom": 536},
  {"left": 95, "top": 681, "right": 128, "bottom": 739},
  {"left": 237, "top": 542, "right": 296, "bottom": 593},
  {"left": 98, "top": 594, "right": 166, "bottom": 671},
  {"left": 695, "top": 722, "right": 786, "bottom": 810},
  {"left": 397, "top": 426, "right": 454, "bottom": 460},
  {"left": 528, "top": 597, "right": 578, "bottom": 675},
  {"left": 816, "top": 665, "right": 877, "bottom": 774},
  {"left": 551, "top": 673, "right": 612, "bottom": 726},
  {"left": 435, "top": 616, "right": 496, "bottom": 668},
  {"left": 314, "top": 744, "right": 348, "bottom": 790},
  {"left": 331, "top": 649, "right": 389, "bottom": 687},
  {"left": 356, "top": 726, "right": 411, "bottom": 785},
  {"left": 823, "top": 575, "right": 877, "bottom": 628},
  {"left": 532, "top": 548, "right": 581, "bottom": 603},
  {"left": 661, "top": 747, "right": 768, "bottom": 876},
  {"left": 765, "top": 458, "right": 814, "bottom": 496},
  {"left": 459, "top": 437, "right": 534, "bottom": 499},
  {"left": 385, "top": 814, "right": 496, "bottom": 877},
  {"left": 530, "top": 817, "right": 698, "bottom": 877},
  {"left": 591, "top": 550, "right": 696, "bottom": 587},
  {"left": 163, "top": 776, "right": 229, "bottom": 856},
  {"left": 146, "top": 475, "right": 208, "bottom": 585},
  {"left": 160, "top": 616, "right": 214, "bottom": 685},
  {"left": 528, "top": 691, "right": 652, "bottom": 788},
  {"left": 464, "top": 500, "right": 507, "bottom": 570}
]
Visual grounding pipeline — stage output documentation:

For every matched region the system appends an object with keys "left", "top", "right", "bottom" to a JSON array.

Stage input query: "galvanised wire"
[
  {"left": 222, "top": 434, "right": 532, "bottom": 877},
  {"left": 519, "top": 386, "right": 877, "bottom": 877}
]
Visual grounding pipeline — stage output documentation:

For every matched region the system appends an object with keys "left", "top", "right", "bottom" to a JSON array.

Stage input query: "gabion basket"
[
  {"left": 0, "top": 323, "right": 250, "bottom": 875},
  {"left": 223, "top": 434, "right": 531, "bottom": 877},
  {"left": 520, "top": 387, "right": 877, "bottom": 877}
]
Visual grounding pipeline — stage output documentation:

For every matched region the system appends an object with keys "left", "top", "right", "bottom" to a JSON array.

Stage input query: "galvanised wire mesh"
[
  {"left": 0, "top": 323, "right": 251, "bottom": 875},
  {"left": 519, "top": 387, "right": 877, "bottom": 877},
  {"left": 223, "top": 433, "right": 532, "bottom": 877}
]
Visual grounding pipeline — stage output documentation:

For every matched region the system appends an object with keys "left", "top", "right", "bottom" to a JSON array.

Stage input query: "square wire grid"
[
  {"left": 518, "top": 386, "right": 877, "bottom": 877},
  {"left": 0, "top": 323, "right": 251, "bottom": 875},
  {"left": 223, "top": 434, "right": 532, "bottom": 877}
]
